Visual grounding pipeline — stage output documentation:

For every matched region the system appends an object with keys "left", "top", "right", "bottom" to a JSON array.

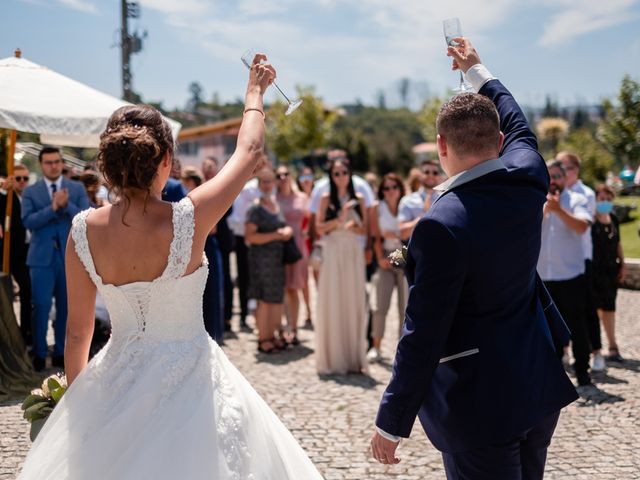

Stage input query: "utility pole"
[{"left": 120, "top": 0, "right": 144, "bottom": 102}]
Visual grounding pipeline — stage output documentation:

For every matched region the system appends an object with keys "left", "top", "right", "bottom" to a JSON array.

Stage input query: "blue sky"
[{"left": 4, "top": 0, "right": 640, "bottom": 111}]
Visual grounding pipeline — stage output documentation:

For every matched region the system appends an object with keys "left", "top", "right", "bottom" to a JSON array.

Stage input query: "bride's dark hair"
[{"left": 97, "top": 105, "right": 174, "bottom": 222}]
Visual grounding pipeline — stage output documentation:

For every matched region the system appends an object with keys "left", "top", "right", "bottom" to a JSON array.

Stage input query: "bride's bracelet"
[{"left": 244, "top": 108, "right": 265, "bottom": 118}]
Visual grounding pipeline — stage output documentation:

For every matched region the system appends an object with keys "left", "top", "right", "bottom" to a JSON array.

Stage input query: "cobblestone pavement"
[{"left": 2, "top": 288, "right": 639, "bottom": 479}]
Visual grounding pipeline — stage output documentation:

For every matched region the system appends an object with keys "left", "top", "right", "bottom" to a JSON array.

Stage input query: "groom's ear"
[{"left": 437, "top": 134, "right": 448, "bottom": 159}]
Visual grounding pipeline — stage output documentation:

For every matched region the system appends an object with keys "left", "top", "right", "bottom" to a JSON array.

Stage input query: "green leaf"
[
  {"left": 21, "top": 394, "right": 47, "bottom": 411},
  {"left": 30, "top": 418, "right": 47, "bottom": 442},
  {"left": 47, "top": 377, "right": 62, "bottom": 392},
  {"left": 23, "top": 401, "right": 52, "bottom": 421},
  {"left": 50, "top": 386, "right": 66, "bottom": 403}
]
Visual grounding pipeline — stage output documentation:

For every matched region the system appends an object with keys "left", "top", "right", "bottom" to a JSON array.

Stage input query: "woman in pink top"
[{"left": 276, "top": 165, "right": 310, "bottom": 345}]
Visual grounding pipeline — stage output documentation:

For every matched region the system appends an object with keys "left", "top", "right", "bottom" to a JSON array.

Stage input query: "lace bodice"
[{"left": 71, "top": 197, "right": 209, "bottom": 343}]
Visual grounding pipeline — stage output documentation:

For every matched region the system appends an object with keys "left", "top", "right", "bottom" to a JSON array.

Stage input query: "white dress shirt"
[
  {"left": 43, "top": 176, "right": 63, "bottom": 199},
  {"left": 567, "top": 180, "right": 595, "bottom": 261},
  {"left": 537, "top": 189, "right": 592, "bottom": 281},
  {"left": 228, "top": 178, "right": 260, "bottom": 237}
]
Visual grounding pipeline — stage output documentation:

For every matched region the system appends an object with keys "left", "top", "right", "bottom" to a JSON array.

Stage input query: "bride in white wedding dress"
[{"left": 18, "top": 55, "right": 323, "bottom": 480}]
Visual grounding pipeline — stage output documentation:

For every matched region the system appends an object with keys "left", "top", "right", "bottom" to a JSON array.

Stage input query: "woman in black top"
[{"left": 591, "top": 184, "right": 626, "bottom": 362}]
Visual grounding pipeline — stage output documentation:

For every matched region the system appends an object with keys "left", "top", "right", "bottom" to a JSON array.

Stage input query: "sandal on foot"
[{"left": 257, "top": 339, "right": 278, "bottom": 354}]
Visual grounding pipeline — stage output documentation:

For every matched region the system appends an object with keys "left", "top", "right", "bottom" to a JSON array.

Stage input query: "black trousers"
[
  {"left": 584, "top": 260, "right": 602, "bottom": 351},
  {"left": 10, "top": 248, "right": 32, "bottom": 346},
  {"left": 221, "top": 250, "right": 233, "bottom": 322},
  {"left": 234, "top": 235, "right": 250, "bottom": 318},
  {"left": 544, "top": 275, "right": 591, "bottom": 384},
  {"left": 442, "top": 411, "right": 560, "bottom": 480}
]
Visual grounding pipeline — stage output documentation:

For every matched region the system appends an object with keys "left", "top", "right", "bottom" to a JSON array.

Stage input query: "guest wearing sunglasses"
[
  {"left": 315, "top": 158, "right": 368, "bottom": 374},
  {"left": 398, "top": 160, "right": 442, "bottom": 241},
  {"left": 368, "top": 173, "right": 408, "bottom": 363},
  {"left": 538, "top": 160, "right": 593, "bottom": 387},
  {"left": 0, "top": 164, "right": 33, "bottom": 347},
  {"left": 276, "top": 165, "right": 310, "bottom": 345}
]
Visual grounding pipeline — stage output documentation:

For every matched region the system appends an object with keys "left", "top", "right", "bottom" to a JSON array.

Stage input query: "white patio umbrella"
[
  {"left": 0, "top": 50, "right": 181, "bottom": 146},
  {"left": 0, "top": 49, "right": 181, "bottom": 272}
]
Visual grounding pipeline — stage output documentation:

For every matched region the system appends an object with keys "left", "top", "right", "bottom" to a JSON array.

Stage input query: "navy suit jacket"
[
  {"left": 21, "top": 178, "right": 90, "bottom": 267},
  {"left": 162, "top": 177, "right": 186, "bottom": 202},
  {"left": 376, "top": 80, "right": 578, "bottom": 453}
]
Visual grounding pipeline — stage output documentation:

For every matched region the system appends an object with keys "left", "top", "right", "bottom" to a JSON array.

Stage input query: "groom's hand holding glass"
[{"left": 446, "top": 36, "right": 482, "bottom": 75}]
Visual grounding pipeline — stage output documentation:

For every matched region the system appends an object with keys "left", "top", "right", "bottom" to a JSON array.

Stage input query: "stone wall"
[{"left": 621, "top": 258, "right": 640, "bottom": 290}]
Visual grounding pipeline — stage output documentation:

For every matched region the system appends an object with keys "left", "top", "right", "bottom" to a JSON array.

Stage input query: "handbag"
[{"left": 283, "top": 237, "right": 302, "bottom": 265}]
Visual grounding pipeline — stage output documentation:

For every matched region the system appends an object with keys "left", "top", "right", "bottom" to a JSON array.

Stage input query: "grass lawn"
[{"left": 616, "top": 195, "right": 640, "bottom": 259}]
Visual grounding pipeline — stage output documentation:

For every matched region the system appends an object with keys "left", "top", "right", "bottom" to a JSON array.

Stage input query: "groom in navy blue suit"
[
  {"left": 371, "top": 39, "right": 578, "bottom": 479},
  {"left": 22, "top": 147, "right": 90, "bottom": 370}
]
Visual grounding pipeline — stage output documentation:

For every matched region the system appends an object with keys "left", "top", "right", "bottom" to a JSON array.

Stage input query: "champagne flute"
[
  {"left": 241, "top": 49, "right": 303, "bottom": 115},
  {"left": 442, "top": 18, "right": 470, "bottom": 93}
]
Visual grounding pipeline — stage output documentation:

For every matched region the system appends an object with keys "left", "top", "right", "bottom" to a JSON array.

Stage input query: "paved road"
[{"left": 2, "top": 288, "right": 639, "bottom": 479}]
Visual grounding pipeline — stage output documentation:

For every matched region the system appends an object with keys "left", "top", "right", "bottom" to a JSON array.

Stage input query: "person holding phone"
[{"left": 315, "top": 157, "right": 368, "bottom": 375}]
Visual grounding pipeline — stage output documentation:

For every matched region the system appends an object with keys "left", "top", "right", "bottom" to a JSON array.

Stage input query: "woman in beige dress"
[{"left": 315, "top": 157, "right": 368, "bottom": 375}]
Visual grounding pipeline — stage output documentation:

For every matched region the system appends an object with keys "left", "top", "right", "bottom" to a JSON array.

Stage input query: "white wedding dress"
[{"left": 18, "top": 197, "right": 323, "bottom": 480}]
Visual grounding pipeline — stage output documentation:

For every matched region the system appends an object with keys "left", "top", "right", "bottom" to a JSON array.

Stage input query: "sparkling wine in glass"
[
  {"left": 241, "top": 48, "right": 303, "bottom": 115},
  {"left": 442, "top": 18, "right": 470, "bottom": 93}
]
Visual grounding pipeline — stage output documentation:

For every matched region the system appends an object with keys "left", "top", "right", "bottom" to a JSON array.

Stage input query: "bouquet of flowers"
[
  {"left": 388, "top": 245, "right": 408, "bottom": 269},
  {"left": 21, "top": 373, "right": 67, "bottom": 441}
]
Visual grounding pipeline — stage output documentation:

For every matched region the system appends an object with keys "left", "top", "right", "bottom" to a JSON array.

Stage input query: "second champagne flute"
[
  {"left": 241, "top": 49, "right": 303, "bottom": 115},
  {"left": 442, "top": 17, "right": 470, "bottom": 94}
]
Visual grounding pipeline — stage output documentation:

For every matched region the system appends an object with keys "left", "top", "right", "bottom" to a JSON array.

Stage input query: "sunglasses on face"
[
  {"left": 277, "top": 172, "right": 290, "bottom": 179},
  {"left": 299, "top": 174, "right": 313, "bottom": 182},
  {"left": 14, "top": 176, "right": 29, "bottom": 182},
  {"left": 422, "top": 169, "right": 440, "bottom": 176},
  {"left": 382, "top": 185, "right": 400, "bottom": 192},
  {"left": 550, "top": 173, "right": 564, "bottom": 180},
  {"left": 332, "top": 170, "right": 349, "bottom": 178}
]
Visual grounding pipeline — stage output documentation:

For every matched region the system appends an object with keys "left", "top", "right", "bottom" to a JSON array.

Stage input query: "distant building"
[
  {"left": 412, "top": 142, "right": 438, "bottom": 163},
  {"left": 177, "top": 117, "right": 242, "bottom": 168}
]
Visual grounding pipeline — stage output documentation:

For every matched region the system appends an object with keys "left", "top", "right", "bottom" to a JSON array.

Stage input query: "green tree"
[
  {"left": 267, "top": 86, "right": 337, "bottom": 163},
  {"left": 558, "top": 128, "right": 615, "bottom": 186},
  {"left": 332, "top": 106, "right": 423, "bottom": 175},
  {"left": 418, "top": 96, "right": 443, "bottom": 143},
  {"left": 598, "top": 74, "right": 640, "bottom": 169}
]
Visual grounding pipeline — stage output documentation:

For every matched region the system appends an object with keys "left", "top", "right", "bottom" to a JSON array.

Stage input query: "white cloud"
[
  {"left": 136, "top": 0, "right": 522, "bottom": 104},
  {"left": 57, "top": 0, "right": 98, "bottom": 14},
  {"left": 539, "top": 0, "right": 640, "bottom": 47}
]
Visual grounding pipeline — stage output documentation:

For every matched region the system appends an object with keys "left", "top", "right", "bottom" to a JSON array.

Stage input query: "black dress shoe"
[
  {"left": 52, "top": 355, "right": 65, "bottom": 368},
  {"left": 33, "top": 356, "right": 46, "bottom": 372}
]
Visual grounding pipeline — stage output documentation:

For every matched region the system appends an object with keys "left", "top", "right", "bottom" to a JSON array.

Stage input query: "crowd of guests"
[{"left": 0, "top": 146, "right": 631, "bottom": 383}]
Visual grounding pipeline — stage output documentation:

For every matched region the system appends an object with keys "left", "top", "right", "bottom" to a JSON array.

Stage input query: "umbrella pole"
[{"left": 2, "top": 129, "right": 16, "bottom": 274}]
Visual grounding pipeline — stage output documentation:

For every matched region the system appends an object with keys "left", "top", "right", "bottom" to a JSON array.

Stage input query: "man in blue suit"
[
  {"left": 22, "top": 147, "right": 90, "bottom": 371},
  {"left": 371, "top": 39, "right": 578, "bottom": 479}
]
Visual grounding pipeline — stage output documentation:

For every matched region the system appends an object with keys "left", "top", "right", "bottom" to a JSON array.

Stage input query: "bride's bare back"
[{"left": 85, "top": 201, "right": 181, "bottom": 287}]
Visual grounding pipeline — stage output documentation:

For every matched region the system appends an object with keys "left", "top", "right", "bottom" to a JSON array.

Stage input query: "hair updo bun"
[{"left": 97, "top": 105, "right": 174, "bottom": 198}]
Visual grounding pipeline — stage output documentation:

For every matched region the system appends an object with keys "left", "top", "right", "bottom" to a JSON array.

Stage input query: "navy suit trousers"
[
  {"left": 30, "top": 250, "right": 67, "bottom": 359},
  {"left": 442, "top": 411, "right": 560, "bottom": 480}
]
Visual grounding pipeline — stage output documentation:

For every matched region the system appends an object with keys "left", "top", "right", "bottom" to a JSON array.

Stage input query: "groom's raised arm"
[{"left": 458, "top": 40, "right": 548, "bottom": 189}]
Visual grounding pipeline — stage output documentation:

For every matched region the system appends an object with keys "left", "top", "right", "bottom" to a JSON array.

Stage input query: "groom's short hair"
[{"left": 436, "top": 93, "right": 500, "bottom": 157}]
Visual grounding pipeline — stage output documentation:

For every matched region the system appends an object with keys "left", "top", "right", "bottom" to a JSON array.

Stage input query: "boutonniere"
[{"left": 388, "top": 246, "right": 408, "bottom": 269}]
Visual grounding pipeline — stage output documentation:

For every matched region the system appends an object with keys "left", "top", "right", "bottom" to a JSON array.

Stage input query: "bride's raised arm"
[{"left": 189, "top": 53, "right": 275, "bottom": 241}]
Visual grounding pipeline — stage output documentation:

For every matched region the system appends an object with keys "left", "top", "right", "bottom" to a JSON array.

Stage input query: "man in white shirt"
[
  {"left": 538, "top": 160, "right": 593, "bottom": 386},
  {"left": 398, "top": 160, "right": 442, "bottom": 240},
  {"left": 557, "top": 151, "right": 604, "bottom": 371}
]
